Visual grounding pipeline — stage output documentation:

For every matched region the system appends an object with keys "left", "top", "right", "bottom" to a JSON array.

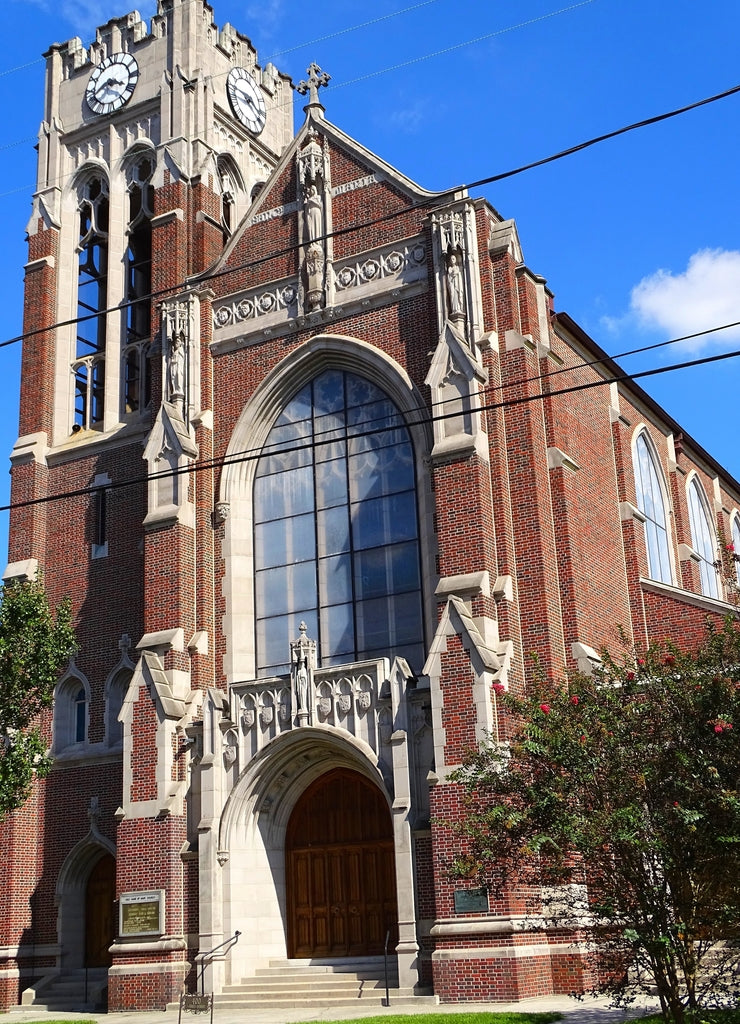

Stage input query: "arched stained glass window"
[
  {"left": 633, "top": 432, "right": 672, "bottom": 584},
  {"left": 687, "top": 477, "right": 719, "bottom": 599},
  {"left": 254, "top": 370, "right": 425, "bottom": 677}
]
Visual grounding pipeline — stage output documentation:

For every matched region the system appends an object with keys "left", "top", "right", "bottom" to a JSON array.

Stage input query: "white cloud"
[
  {"left": 387, "top": 99, "right": 429, "bottom": 134},
  {"left": 630, "top": 249, "right": 740, "bottom": 351}
]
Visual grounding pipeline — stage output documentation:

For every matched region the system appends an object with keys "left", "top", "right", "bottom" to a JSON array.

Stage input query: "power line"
[
  {"left": 3, "top": 335, "right": 740, "bottom": 516},
  {"left": 336, "top": 0, "right": 597, "bottom": 89},
  {"left": 5, "top": 77, "right": 740, "bottom": 353},
  {"left": 263, "top": 0, "right": 444, "bottom": 61}
]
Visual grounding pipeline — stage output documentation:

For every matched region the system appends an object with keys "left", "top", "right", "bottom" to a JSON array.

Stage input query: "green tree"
[
  {"left": 0, "top": 577, "right": 77, "bottom": 817},
  {"left": 452, "top": 618, "right": 740, "bottom": 1024}
]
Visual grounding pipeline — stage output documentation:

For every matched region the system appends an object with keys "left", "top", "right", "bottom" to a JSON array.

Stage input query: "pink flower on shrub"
[
  {"left": 727, "top": 542, "right": 735, "bottom": 552},
  {"left": 492, "top": 683, "right": 506, "bottom": 695},
  {"left": 664, "top": 655, "right": 676, "bottom": 667},
  {"left": 715, "top": 724, "right": 724, "bottom": 734},
  {"left": 539, "top": 703, "right": 551, "bottom": 714},
  {"left": 570, "top": 695, "right": 579, "bottom": 705},
  {"left": 626, "top": 671, "right": 635, "bottom": 682},
  {"left": 637, "top": 659, "right": 646, "bottom": 668}
]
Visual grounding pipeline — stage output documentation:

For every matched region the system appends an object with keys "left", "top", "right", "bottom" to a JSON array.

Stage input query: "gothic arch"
[
  {"left": 53, "top": 661, "right": 91, "bottom": 755},
  {"left": 218, "top": 334, "right": 437, "bottom": 683},
  {"left": 55, "top": 827, "right": 116, "bottom": 969},
  {"left": 213, "top": 726, "right": 398, "bottom": 981}
]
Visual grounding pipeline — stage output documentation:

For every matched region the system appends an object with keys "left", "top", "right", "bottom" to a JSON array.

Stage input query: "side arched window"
[
  {"left": 54, "top": 674, "right": 89, "bottom": 752},
  {"left": 253, "top": 369, "right": 425, "bottom": 676},
  {"left": 687, "top": 477, "right": 719, "bottom": 599},
  {"left": 732, "top": 515, "right": 740, "bottom": 586},
  {"left": 105, "top": 669, "right": 131, "bottom": 748},
  {"left": 633, "top": 432, "right": 672, "bottom": 584}
]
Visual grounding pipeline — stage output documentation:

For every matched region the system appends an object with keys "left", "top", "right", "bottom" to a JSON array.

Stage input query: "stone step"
[
  {"left": 230, "top": 974, "right": 393, "bottom": 991},
  {"left": 165, "top": 956, "right": 414, "bottom": 1012}
]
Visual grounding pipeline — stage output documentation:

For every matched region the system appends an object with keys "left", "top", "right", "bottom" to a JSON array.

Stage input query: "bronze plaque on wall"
[
  {"left": 119, "top": 890, "right": 165, "bottom": 936},
  {"left": 454, "top": 888, "right": 489, "bottom": 914}
]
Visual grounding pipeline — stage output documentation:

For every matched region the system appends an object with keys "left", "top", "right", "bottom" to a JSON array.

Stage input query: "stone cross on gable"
[{"left": 297, "top": 63, "right": 330, "bottom": 108}]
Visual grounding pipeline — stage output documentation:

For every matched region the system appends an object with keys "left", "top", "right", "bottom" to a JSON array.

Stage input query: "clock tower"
[
  {"left": 23, "top": 0, "right": 292, "bottom": 446},
  {"left": 5, "top": 1, "right": 293, "bottom": 1011}
]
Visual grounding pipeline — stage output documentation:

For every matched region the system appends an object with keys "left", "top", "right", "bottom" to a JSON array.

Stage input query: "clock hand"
[{"left": 95, "top": 77, "right": 126, "bottom": 98}]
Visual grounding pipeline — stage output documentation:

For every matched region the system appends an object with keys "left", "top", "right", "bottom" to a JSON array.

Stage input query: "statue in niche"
[
  {"left": 290, "top": 621, "right": 316, "bottom": 723},
  {"left": 446, "top": 253, "right": 465, "bottom": 319},
  {"left": 295, "top": 653, "right": 309, "bottom": 711},
  {"left": 167, "top": 329, "right": 186, "bottom": 401},
  {"left": 304, "top": 183, "right": 323, "bottom": 243}
]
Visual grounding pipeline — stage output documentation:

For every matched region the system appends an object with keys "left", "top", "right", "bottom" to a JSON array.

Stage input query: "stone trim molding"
[
  {"left": 435, "top": 571, "right": 490, "bottom": 600},
  {"left": 678, "top": 543, "right": 701, "bottom": 564},
  {"left": 620, "top": 501, "right": 647, "bottom": 523},
  {"left": 24, "top": 255, "right": 56, "bottom": 272},
  {"left": 547, "top": 447, "right": 581, "bottom": 473},
  {"left": 432, "top": 943, "right": 587, "bottom": 961},
  {"left": 2, "top": 559, "right": 39, "bottom": 582},
  {"left": 641, "top": 577, "right": 738, "bottom": 615}
]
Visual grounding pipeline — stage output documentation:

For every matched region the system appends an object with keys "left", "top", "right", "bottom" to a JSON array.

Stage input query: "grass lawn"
[{"left": 325, "top": 1014, "right": 563, "bottom": 1024}]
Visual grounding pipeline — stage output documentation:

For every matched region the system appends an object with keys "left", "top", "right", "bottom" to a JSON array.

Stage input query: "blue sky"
[{"left": 1, "top": 0, "right": 739, "bottom": 559}]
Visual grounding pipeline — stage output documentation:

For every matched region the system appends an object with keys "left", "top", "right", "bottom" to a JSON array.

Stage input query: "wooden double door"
[{"left": 286, "top": 768, "right": 398, "bottom": 958}]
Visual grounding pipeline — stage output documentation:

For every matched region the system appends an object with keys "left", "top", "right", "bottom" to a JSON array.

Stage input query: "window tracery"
[{"left": 253, "top": 369, "right": 425, "bottom": 677}]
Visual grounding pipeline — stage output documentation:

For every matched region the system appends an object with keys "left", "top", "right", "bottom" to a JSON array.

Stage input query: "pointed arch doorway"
[{"left": 286, "top": 768, "right": 398, "bottom": 958}]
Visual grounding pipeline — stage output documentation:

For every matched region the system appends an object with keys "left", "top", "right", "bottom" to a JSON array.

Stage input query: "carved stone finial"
[{"left": 297, "top": 63, "right": 330, "bottom": 110}]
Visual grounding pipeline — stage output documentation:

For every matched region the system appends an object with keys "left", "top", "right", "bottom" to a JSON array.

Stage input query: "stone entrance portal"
[{"left": 286, "top": 767, "right": 398, "bottom": 958}]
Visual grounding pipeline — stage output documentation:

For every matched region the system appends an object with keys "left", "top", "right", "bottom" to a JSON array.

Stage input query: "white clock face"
[
  {"left": 227, "top": 68, "right": 267, "bottom": 135},
  {"left": 86, "top": 53, "right": 139, "bottom": 116}
]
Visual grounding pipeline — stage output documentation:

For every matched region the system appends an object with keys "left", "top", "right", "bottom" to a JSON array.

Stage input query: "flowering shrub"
[{"left": 452, "top": 618, "right": 740, "bottom": 1024}]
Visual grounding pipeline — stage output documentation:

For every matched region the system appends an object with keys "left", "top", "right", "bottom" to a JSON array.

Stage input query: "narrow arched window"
[
  {"left": 254, "top": 370, "right": 425, "bottom": 677},
  {"left": 732, "top": 515, "right": 740, "bottom": 586},
  {"left": 123, "top": 155, "right": 154, "bottom": 414},
  {"left": 106, "top": 670, "right": 131, "bottom": 747},
  {"left": 633, "top": 432, "right": 672, "bottom": 584},
  {"left": 687, "top": 477, "right": 719, "bottom": 599},
  {"left": 73, "top": 175, "right": 109, "bottom": 429},
  {"left": 74, "top": 686, "right": 87, "bottom": 743}
]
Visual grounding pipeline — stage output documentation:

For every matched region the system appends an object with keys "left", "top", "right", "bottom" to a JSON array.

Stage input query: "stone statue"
[
  {"left": 295, "top": 654, "right": 309, "bottom": 711},
  {"left": 167, "top": 329, "right": 186, "bottom": 401},
  {"left": 290, "top": 621, "right": 316, "bottom": 723},
  {"left": 304, "top": 184, "right": 323, "bottom": 243},
  {"left": 446, "top": 253, "right": 465, "bottom": 318}
]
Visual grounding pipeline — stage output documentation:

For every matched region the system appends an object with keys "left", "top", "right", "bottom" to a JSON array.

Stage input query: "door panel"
[
  {"left": 286, "top": 768, "right": 398, "bottom": 958},
  {"left": 85, "top": 853, "right": 116, "bottom": 968}
]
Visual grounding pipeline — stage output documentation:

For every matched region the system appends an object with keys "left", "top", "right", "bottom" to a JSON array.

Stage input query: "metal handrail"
[
  {"left": 196, "top": 930, "right": 241, "bottom": 995},
  {"left": 383, "top": 929, "right": 390, "bottom": 1007}
]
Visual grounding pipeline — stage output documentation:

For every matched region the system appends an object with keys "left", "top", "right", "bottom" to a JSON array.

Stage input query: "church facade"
[{"left": 2, "top": 0, "right": 740, "bottom": 1011}]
